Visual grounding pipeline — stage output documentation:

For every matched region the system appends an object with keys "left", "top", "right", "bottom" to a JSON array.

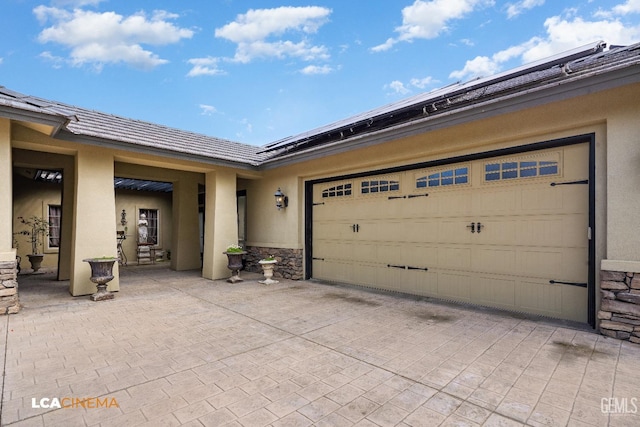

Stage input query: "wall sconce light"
[
  {"left": 274, "top": 188, "right": 288, "bottom": 210},
  {"left": 120, "top": 209, "right": 127, "bottom": 226}
]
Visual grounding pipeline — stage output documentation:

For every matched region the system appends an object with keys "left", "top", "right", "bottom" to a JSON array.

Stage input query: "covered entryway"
[{"left": 309, "top": 138, "right": 593, "bottom": 323}]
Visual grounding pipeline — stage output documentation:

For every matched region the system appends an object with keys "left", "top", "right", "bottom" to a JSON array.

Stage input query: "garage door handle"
[
  {"left": 407, "top": 266, "right": 429, "bottom": 271},
  {"left": 549, "top": 280, "right": 587, "bottom": 288},
  {"left": 550, "top": 179, "right": 588, "bottom": 186},
  {"left": 313, "top": 257, "right": 325, "bottom": 261},
  {"left": 387, "top": 264, "right": 405, "bottom": 269}
]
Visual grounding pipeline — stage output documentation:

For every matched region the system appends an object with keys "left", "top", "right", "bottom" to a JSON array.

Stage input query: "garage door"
[{"left": 311, "top": 143, "right": 589, "bottom": 322}]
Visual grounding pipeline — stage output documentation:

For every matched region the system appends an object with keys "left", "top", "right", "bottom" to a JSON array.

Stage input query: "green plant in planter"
[
  {"left": 17, "top": 216, "right": 50, "bottom": 255},
  {"left": 225, "top": 244, "right": 245, "bottom": 254}
]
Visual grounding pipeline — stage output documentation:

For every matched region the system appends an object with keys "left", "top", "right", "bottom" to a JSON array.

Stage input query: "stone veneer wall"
[
  {"left": 244, "top": 246, "right": 303, "bottom": 280},
  {"left": 598, "top": 270, "right": 640, "bottom": 343},
  {"left": 0, "top": 259, "right": 20, "bottom": 315}
]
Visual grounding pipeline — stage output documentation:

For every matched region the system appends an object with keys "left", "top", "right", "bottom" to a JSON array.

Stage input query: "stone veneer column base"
[
  {"left": 598, "top": 270, "right": 640, "bottom": 343},
  {"left": 0, "top": 260, "right": 20, "bottom": 315},
  {"left": 244, "top": 247, "right": 303, "bottom": 280}
]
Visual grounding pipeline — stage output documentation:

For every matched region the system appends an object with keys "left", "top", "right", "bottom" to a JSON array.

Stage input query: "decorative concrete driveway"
[{"left": 1, "top": 266, "right": 639, "bottom": 427}]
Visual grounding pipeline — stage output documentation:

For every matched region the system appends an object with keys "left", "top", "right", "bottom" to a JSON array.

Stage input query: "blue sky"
[{"left": 1, "top": 1, "right": 640, "bottom": 146}]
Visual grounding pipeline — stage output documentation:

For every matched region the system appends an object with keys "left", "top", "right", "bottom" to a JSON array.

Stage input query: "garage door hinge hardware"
[
  {"left": 313, "top": 202, "right": 325, "bottom": 206},
  {"left": 407, "top": 266, "right": 429, "bottom": 271},
  {"left": 476, "top": 222, "right": 484, "bottom": 233},
  {"left": 549, "top": 280, "right": 587, "bottom": 288},
  {"left": 312, "top": 257, "right": 325, "bottom": 261},
  {"left": 467, "top": 222, "right": 476, "bottom": 233},
  {"left": 407, "top": 193, "right": 429, "bottom": 199},
  {"left": 351, "top": 224, "right": 360, "bottom": 232},
  {"left": 550, "top": 179, "right": 588, "bottom": 186},
  {"left": 388, "top": 195, "right": 406, "bottom": 200},
  {"left": 387, "top": 264, "right": 428, "bottom": 271}
]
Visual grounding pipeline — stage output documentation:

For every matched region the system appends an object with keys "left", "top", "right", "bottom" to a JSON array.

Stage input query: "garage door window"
[
  {"left": 361, "top": 179, "right": 400, "bottom": 194},
  {"left": 322, "top": 183, "right": 352, "bottom": 198},
  {"left": 485, "top": 159, "right": 559, "bottom": 181},
  {"left": 417, "top": 166, "right": 468, "bottom": 188}
]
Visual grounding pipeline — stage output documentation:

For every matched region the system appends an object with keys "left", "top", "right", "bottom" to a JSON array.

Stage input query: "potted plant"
[
  {"left": 223, "top": 244, "right": 247, "bottom": 283},
  {"left": 83, "top": 256, "right": 117, "bottom": 301},
  {"left": 17, "top": 216, "right": 50, "bottom": 272},
  {"left": 258, "top": 256, "right": 279, "bottom": 285}
]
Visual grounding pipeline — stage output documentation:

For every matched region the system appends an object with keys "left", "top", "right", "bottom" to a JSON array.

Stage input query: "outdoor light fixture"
[
  {"left": 274, "top": 188, "right": 288, "bottom": 210},
  {"left": 120, "top": 209, "right": 127, "bottom": 226}
]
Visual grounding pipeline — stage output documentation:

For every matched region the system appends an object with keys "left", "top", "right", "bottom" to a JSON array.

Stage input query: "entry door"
[{"left": 311, "top": 143, "right": 589, "bottom": 322}]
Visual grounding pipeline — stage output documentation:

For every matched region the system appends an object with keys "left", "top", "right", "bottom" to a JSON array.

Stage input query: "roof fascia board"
[
  {"left": 0, "top": 107, "right": 69, "bottom": 136},
  {"left": 259, "top": 64, "right": 640, "bottom": 170},
  {"left": 55, "top": 130, "right": 261, "bottom": 172}
]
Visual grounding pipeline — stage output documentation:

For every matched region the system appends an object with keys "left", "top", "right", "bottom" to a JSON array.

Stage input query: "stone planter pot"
[
  {"left": 224, "top": 251, "right": 247, "bottom": 283},
  {"left": 83, "top": 258, "right": 116, "bottom": 301},
  {"left": 27, "top": 254, "right": 44, "bottom": 273},
  {"left": 258, "top": 259, "right": 279, "bottom": 285}
]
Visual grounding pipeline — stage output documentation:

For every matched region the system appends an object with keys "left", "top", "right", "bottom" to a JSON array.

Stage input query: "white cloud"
[
  {"left": 611, "top": 0, "right": 640, "bottom": 16},
  {"left": 34, "top": 6, "right": 193, "bottom": 70},
  {"left": 506, "top": 0, "right": 545, "bottom": 19},
  {"left": 199, "top": 104, "right": 217, "bottom": 116},
  {"left": 300, "top": 64, "right": 333, "bottom": 75},
  {"left": 39, "top": 51, "right": 66, "bottom": 69},
  {"left": 386, "top": 81, "right": 410, "bottom": 95},
  {"left": 187, "top": 57, "right": 224, "bottom": 77},
  {"left": 52, "top": 0, "right": 103, "bottom": 6},
  {"left": 372, "top": 0, "right": 494, "bottom": 52},
  {"left": 450, "top": 8, "right": 640, "bottom": 81},
  {"left": 449, "top": 55, "right": 502, "bottom": 79},
  {"left": 410, "top": 76, "right": 436, "bottom": 89},
  {"left": 215, "top": 6, "right": 331, "bottom": 63}
]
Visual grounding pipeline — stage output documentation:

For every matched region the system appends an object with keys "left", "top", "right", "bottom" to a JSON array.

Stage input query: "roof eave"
[
  {"left": 55, "top": 130, "right": 262, "bottom": 171},
  {"left": 258, "top": 63, "right": 640, "bottom": 170},
  {"left": 0, "top": 106, "right": 71, "bottom": 137}
]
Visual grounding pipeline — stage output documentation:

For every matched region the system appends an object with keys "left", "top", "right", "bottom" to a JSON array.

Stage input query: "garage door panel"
[
  {"left": 438, "top": 247, "right": 472, "bottom": 269},
  {"left": 477, "top": 219, "right": 517, "bottom": 245},
  {"left": 315, "top": 221, "right": 354, "bottom": 240},
  {"left": 473, "top": 247, "right": 516, "bottom": 275},
  {"left": 562, "top": 286, "right": 588, "bottom": 322},
  {"left": 415, "top": 270, "right": 439, "bottom": 296},
  {"left": 314, "top": 241, "right": 354, "bottom": 260},
  {"left": 434, "top": 192, "right": 473, "bottom": 216},
  {"left": 517, "top": 280, "right": 564, "bottom": 318},
  {"left": 518, "top": 218, "right": 566, "bottom": 247},
  {"left": 312, "top": 143, "right": 589, "bottom": 323},
  {"left": 437, "top": 220, "right": 473, "bottom": 244},
  {"left": 470, "top": 276, "right": 516, "bottom": 307},
  {"left": 519, "top": 249, "right": 564, "bottom": 278},
  {"left": 406, "top": 220, "right": 442, "bottom": 243},
  {"left": 521, "top": 187, "right": 563, "bottom": 211},
  {"left": 474, "top": 189, "right": 518, "bottom": 214},
  {"left": 437, "top": 272, "right": 471, "bottom": 301}
]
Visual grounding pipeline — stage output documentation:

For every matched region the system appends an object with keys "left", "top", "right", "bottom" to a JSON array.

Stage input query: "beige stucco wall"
[
  {"left": 0, "top": 118, "right": 15, "bottom": 263},
  {"left": 12, "top": 173, "right": 62, "bottom": 269},
  {"left": 115, "top": 189, "right": 173, "bottom": 264}
]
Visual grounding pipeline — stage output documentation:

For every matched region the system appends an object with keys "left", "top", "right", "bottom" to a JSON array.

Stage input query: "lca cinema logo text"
[
  {"left": 31, "top": 397, "right": 119, "bottom": 409},
  {"left": 601, "top": 397, "right": 638, "bottom": 414}
]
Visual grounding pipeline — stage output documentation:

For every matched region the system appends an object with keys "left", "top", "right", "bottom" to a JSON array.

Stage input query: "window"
[
  {"left": 138, "top": 209, "right": 159, "bottom": 245},
  {"left": 322, "top": 183, "right": 352, "bottom": 198},
  {"left": 417, "top": 167, "right": 468, "bottom": 188},
  {"left": 361, "top": 179, "right": 400, "bottom": 194},
  {"left": 485, "top": 159, "right": 559, "bottom": 181},
  {"left": 48, "top": 205, "right": 61, "bottom": 249}
]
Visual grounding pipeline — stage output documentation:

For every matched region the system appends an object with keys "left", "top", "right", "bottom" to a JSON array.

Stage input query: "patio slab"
[{"left": 1, "top": 265, "right": 639, "bottom": 426}]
